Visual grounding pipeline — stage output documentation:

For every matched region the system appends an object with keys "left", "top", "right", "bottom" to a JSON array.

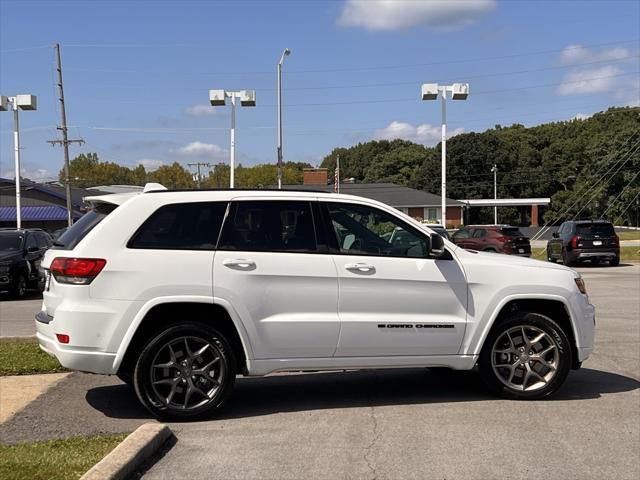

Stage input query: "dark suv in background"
[
  {"left": 0, "top": 229, "right": 53, "bottom": 298},
  {"left": 547, "top": 220, "right": 619, "bottom": 267},
  {"left": 452, "top": 225, "right": 532, "bottom": 256}
]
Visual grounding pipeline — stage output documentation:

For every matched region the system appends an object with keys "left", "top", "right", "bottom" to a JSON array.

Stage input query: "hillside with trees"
[{"left": 320, "top": 107, "right": 639, "bottom": 225}]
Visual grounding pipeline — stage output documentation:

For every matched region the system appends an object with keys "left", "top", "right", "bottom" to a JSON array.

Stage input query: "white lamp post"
[
  {"left": 0, "top": 94, "right": 37, "bottom": 228},
  {"left": 491, "top": 164, "right": 498, "bottom": 224},
  {"left": 421, "top": 83, "right": 469, "bottom": 227},
  {"left": 277, "top": 48, "right": 291, "bottom": 190},
  {"left": 209, "top": 89, "right": 256, "bottom": 188}
]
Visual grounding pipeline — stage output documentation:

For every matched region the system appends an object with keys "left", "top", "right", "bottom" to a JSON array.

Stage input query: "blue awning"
[{"left": 0, "top": 205, "right": 73, "bottom": 221}]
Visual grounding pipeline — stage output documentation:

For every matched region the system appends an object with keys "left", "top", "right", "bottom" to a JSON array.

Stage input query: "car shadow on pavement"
[{"left": 85, "top": 367, "right": 639, "bottom": 422}]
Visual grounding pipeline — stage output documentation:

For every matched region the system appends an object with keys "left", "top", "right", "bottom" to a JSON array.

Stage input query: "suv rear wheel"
[
  {"left": 479, "top": 312, "right": 571, "bottom": 399},
  {"left": 133, "top": 322, "right": 236, "bottom": 420}
]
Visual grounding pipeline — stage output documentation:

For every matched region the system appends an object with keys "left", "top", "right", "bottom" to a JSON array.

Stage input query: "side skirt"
[{"left": 248, "top": 355, "right": 478, "bottom": 376}]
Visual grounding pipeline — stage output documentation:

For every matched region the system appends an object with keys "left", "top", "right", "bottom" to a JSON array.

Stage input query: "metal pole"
[
  {"left": 440, "top": 89, "right": 447, "bottom": 228},
  {"left": 55, "top": 44, "right": 74, "bottom": 227},
  {"left": 12, "top": 101, "right": 21, "bottom": 229},
  {"left": 230, "top": 94, "right": 236, "bottom": 189},
  {"left": 277, "top": 61, "right": 283, "bottom": 190},
  {"left": 493, "top": 164, "right": 498, "bottom": 224}
]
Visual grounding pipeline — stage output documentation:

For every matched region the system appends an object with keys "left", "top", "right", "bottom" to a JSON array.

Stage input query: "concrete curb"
[{"left": 81, "top": 423, "right": 173, "bottom": 480}]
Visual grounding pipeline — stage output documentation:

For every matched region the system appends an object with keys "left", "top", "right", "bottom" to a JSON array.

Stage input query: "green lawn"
[
  {"left": 616, "top": 230, "right": 640, "bottom": 241},
  {"left": 0, "top": 434, "right": 128, "bottom": 480},
  {"left": 531, "top": 246, "right": 640, "bottom": 262},
  {"left": 0, "top": 338, "right": 67, "bottom": 376}
]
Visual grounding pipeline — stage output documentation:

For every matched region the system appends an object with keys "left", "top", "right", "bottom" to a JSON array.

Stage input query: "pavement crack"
[{"left": 363, "top": 371, "right": 380, "bottom": 480}]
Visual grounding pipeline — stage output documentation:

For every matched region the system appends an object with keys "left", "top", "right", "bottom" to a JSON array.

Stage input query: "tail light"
[
  {"left": 569, "top": 235, "right": 581, "bottom": 249},
  {"left": 614, "top": 235, "right": 620, "bottom": 247},
  {"left": 50, "top": 257, "right": 106, "bottom": 285}
]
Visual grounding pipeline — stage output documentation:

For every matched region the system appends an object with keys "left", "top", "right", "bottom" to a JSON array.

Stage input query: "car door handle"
[
  {"left": 223, "top": 259, "right": 256, "bottom": 270},
  {"left": 345, "top": 263, "right": 376, "bottom": 274}
]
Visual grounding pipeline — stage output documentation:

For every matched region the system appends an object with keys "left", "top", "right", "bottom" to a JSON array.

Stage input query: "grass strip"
[
  {"left": 0, "top": 434, "right": 129, "bottom": 480},
  {"left": 0, "top": 338, "right": 67, "bottom": 376}
]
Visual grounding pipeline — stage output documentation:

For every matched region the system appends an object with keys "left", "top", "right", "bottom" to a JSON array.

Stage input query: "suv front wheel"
[
  {"left": 133, "top": 322, "right": 236, "bottom": 420},
  {"left": 479, "top": 312, "right": 571, "bottom": 399}
]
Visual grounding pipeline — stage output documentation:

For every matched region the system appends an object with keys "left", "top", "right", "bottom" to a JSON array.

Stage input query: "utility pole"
[
  {"left": 188, "top": 162, "right": 211, "bottom": 188},
  {"left": 491, "top": 164, "right": 498, "bottom": 224},
  {"left": 47, "top": 43, "right": 84, "bottom": 227}
]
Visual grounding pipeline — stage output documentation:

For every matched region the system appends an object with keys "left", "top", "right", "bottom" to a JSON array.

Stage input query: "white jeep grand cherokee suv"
[{"left": 36, "top": 186, "right": 595, "bottom": 420}]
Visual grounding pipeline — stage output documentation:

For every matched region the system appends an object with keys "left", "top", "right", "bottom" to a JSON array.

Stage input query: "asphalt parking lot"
[{"left": 1, "top": 264, "right": 639, "bottom": 479}]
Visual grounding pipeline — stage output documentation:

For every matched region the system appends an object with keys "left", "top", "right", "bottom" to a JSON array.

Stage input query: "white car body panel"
[{"left": 36, "top": 189, "right": 595, "bottom": 377}]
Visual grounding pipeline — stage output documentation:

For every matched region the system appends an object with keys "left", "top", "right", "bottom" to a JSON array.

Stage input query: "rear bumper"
[
  {"left": 570, "top": 248, "right": 619, "bottom": 260},
  {"left": 36, "top": 316, "right": 117, "bottom": 374}
]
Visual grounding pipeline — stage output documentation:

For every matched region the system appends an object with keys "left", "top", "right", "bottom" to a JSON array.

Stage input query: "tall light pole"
[
  {"left": 277, "top": 48, "right": 291, "bottom": 190},
  {"left": 491, "top": 164, "right": 498, "bottom": 224},
  {"left": 1, "top": 95, "right": 37, "bottom": 228},
  {"left": 209, "top": 89, "right": 256, "bottom": 188},
  {"left": 421, "top": 83, "right": 469, "bottom": 227}
]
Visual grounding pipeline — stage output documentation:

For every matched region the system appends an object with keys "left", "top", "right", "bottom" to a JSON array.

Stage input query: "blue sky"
[{"left": 1, "top": 0, "right": 638, "bottom": 182}]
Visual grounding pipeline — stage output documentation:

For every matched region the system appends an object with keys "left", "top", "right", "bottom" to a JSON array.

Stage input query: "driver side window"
[{"left": 326, "top": 202, "right": 428, "bottom": 258}]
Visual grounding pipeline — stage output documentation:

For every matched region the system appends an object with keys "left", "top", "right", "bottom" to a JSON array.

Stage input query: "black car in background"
[
  {"left": 0, "top": 229, "right": 53, "bottom": 298},
  {"left": 547, "top": 220, "right": 620, "bottom": 267}
]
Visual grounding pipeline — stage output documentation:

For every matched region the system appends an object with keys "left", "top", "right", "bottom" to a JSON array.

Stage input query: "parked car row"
[{"left": 0, "top": 228, "right": 54, "bottom": 298}]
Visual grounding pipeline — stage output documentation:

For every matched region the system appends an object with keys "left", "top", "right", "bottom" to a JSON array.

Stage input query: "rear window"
[
  {"left": 500, "top": 227, "right": 525, "bottom": 237},
  {"left": 55, "top": 203, "right": 117, "bottom": 250},
  {"left": 0, "top": 234, "right": 23, "bottom": 251},
  {"left": 576, "top": 223, "right": 615, "bottom": 236},
  {"left": 128, "top": 202, "right": 228, "bottom": 250}
]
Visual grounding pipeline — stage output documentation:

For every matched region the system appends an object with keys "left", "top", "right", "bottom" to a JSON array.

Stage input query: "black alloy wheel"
[{"left": 133, "top": 322, "right": 236, "bottom": 420}]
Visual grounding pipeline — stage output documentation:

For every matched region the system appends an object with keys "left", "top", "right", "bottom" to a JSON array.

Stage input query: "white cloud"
[
  {"left": 2, "top": 167, "right": 53, "bottom": 182},
  {"left": 184, "top": 104, "right": 216, "bottom": 117},
  {"left": 556, "top": 65, "right": 623, "bottom": 95},
  {"left": 135, "top": 158, "right": 165, "bottom": 171},
  {"left": 170, "top": 141, "right": 228, "bottom": 159},
  {"left": 373, "top": 121, "right": 464, "bottom": 145},
  {"left": 338, "top": 0, "right": 496, "bottom": 32},
  {"left": 559, "top": 44, "right": 631, "bottom": 65}
]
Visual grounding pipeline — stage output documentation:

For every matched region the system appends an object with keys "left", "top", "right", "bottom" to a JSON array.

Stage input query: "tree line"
[{"left": 60, "top": 106, "right": 639, "bottom": 225}]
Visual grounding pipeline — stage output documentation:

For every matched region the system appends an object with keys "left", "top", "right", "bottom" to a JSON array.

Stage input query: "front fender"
[{"left": 463, "top": 292, "right": 579, "bottom": 357}]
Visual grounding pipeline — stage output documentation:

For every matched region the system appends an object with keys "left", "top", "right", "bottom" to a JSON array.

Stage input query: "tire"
[
  {"left": 133, "top": 322, "right": 236, "bottom": 421},
  {"left": 547, "top": 247, "right": 557, "bottom": 263},
  {"left": 609, "top": 256, "right": 620, "bottom": 267},
  {"left": 11, "top": 273, "right": 27, "bottom": 299},
  {"left": 562, "top": 248, "right": 575, "bottom": 267},
  {"left": 478, "top": 312, "right": 572, "bottom": 400}
]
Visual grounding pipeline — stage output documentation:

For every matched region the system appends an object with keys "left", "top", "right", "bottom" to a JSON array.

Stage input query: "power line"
[
  {"left": 614, "top": 191, "right": 640, "bottom": 225},
  {"left": 601, "top": 170, "right": 640, "bottom": 218}
]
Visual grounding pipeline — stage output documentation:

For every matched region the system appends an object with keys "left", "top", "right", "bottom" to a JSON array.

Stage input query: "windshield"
[
  {"left": 576, "top": 223, "right": 615, "bottom": 236},
  {"left": 500, "top": 228, "right": 524, "bottom": 237},
  {"left": 0, "top": 235, "right": 24, "bottom": 251},
  {"left": 55, "top": 203, "right": 118, "bottom": 250}
]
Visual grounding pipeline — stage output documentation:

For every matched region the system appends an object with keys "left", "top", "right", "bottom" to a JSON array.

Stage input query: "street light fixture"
[
  {"left": 208, "top": 89, "right": 256, "bottom": 188},
  {"left": 0, "top": 94, "right": 37, "bottom": 228},
  {"left": 421, "top": 83, "right": 469, "bottom": 227},
  {"left": 277, "top": 48, "right": 291, "bottom": 190}
]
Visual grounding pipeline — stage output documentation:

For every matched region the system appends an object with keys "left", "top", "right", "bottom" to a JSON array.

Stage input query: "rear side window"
[
  {"left": 576, "top": 223, "right": 615, "bottom": 236},
  {"left": 35, "top": 233, "right": 51, "bottom": 248},
  {"left": 500, "top": 227, "right": 524, "bottom": 237},
  {"left": 218, "top": 201, "right": 318, "bottom": 253},
  {"left": 56, "top": 203, "right": 117, "bottom": 250},
  {"left": 129, "top": 202, "right": 228, "bottom": 250}
]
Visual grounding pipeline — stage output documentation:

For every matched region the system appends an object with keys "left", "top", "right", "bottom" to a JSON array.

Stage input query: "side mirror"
[
  {"left": 552, "top": 232, "right": 559, "bottom": 238},
  {"left": 430, "top": 233, "right": 445, "bottom": 258}
]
